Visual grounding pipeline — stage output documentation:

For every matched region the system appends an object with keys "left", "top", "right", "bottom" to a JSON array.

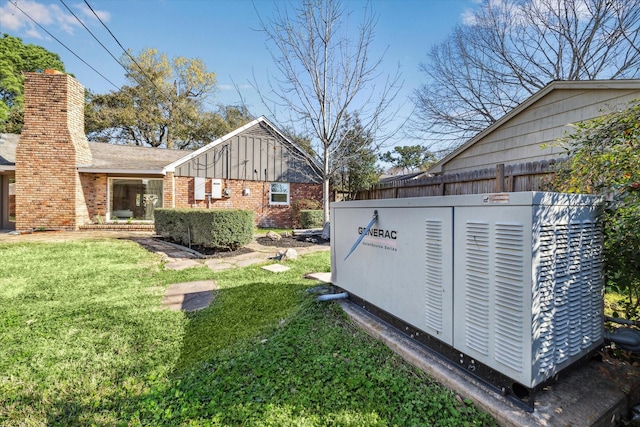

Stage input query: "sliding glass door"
[{"left": 110, "top": 178, "right": 163, "bottom": 221}]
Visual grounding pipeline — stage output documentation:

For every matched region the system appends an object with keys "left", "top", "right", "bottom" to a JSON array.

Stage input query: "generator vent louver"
[
  {"left": 535, "top": 220, "right": 605, "bottom": 375},
  {"left": 494, "top": 223, "right": 525, "bottom": 371},
  {"left": 536, "top": 225, "right": 558, "bottom": 375},
  {"left": 424, "top": 219, "right": 445, "bottom": 335},
  {"left": 464, "top": 222, "right": 490, "bottom": 356}
]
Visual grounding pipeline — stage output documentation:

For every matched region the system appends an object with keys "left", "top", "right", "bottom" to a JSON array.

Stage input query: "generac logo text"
[{"left": 357, "top": 227, "right": 398, "bottom": 240}]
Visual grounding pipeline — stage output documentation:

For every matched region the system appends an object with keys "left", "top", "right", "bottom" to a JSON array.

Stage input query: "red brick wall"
[
  {"left": 8, "top": 195, "right": 15, "bottom": 219},
  {"left": 15, "top": 71, "right": 93, "bottom": 231},
  {"left": 173, "top": 177, "right": 322, "bottom": 228},
  {"left": 163, "top": 172, "right": 175, "bottom": 208},
  {"left": 80, "top": 173, "right": 108, "bottom": 221}
]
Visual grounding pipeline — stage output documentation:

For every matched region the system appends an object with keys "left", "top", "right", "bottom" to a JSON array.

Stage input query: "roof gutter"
[
  {"left": 0, "top": 165, "right": 15, "bottom": 172},
  {"left": 77, "top": 168, "right": 167, "bottom": 175}
]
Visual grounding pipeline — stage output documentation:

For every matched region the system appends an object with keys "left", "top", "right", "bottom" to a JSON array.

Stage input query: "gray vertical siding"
[{"left": 175, "top": 122, "right": 319, "bottom": 182}]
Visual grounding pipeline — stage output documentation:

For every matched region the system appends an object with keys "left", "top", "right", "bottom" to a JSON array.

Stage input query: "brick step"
[{"left": 80, "top": 224, "right": 156, "bottom": 231}]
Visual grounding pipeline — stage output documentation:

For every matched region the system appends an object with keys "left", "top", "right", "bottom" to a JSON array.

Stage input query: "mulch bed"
[
  {"left": 156, "top": 237, "right": 254, "bottom": 258},
  {"left": 256, "top": 235, "right": 330, "bottom": 248},
  {"left": 196, "top": 246, "right": 254, "bottom": 258}
]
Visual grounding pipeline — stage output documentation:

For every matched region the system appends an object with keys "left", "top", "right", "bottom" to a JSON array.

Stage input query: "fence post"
[{"left": 496, "top": 164, "right": 505, "bottom": 192}]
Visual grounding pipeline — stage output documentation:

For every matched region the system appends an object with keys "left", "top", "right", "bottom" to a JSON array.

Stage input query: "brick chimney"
[{"left": 15, "top": 71, "right": 93, "bottom": 231}]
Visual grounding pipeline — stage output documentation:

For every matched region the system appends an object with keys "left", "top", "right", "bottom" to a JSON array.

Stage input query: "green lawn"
[{"left": 0, "top": 238, "right": 496, "bottom": 426}]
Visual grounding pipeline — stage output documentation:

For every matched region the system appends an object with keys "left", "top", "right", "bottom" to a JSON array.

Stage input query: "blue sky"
[{"left": 0, "top": 0, "right": 479, "bottom": 148}]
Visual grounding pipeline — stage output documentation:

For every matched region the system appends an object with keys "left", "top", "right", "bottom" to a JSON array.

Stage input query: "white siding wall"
[{"left": 439, "top": 88, "right": 640, "bottom": 174}]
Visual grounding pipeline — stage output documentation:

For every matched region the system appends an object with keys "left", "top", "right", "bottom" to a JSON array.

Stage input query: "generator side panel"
[
  {"left": 452, "top": 206, "right": 534, "bottom": 386},
  {"left": 531, "top": 203, "right": 604, "bottom": 386},
  {"left": 331, "top": 206, "right": 455, "bottom": 345}
]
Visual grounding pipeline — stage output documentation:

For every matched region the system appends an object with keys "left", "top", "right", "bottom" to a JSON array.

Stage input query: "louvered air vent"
[
  {"left": 494, "top": 223, "right": 525, "bottom": 372},
  {"left": 464, "top": 222, "right": 490, "bottom": 356},
  {"left": 425, "top": 219, "right": 445, "bottom": 336}
]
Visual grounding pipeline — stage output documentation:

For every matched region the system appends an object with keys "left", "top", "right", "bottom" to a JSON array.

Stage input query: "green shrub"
[
  {"left": 291, "top": 198, "right": 321, "bottom": 228},
  {"left": 299, "top": 209, "right": 324, "bottom": 229},
  {"left": 155, "top": 209, "right": 253, "bottom": 250}
]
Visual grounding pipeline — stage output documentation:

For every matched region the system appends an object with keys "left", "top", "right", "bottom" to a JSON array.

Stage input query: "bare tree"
[
  {"left": 413, "top": 0, "right": 640, "bottom": 151},
  {"left": 258, "top": 0, "right": 402, "bottom": 222}
]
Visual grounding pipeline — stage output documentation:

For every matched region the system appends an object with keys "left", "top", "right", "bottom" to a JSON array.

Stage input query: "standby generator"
[{"left": 330, "top": 192, "right": 604, "bottom": 408}]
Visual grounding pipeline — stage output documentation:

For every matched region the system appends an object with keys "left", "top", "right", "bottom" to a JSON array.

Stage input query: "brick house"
[{"left": 0, "top": 71, "right": 322, "bottom": 231}]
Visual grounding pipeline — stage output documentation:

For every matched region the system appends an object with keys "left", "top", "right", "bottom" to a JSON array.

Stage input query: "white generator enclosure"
[{"left": 331, "top": 192, "right": 604, "bottom": 397}]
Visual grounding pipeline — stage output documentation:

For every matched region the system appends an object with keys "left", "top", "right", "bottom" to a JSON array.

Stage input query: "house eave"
[
  {"left": 77, "top": 167, "right": 166, "bottom": 175},
  {"left": 0, "top": 165, "right": 15, "bottom": 172}
]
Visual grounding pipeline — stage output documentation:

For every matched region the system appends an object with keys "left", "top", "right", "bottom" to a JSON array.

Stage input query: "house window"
[
  {"left": 270, "top": 182, "right": 290, "bottom": 205},
  {"left": 110, "top": 178, "right": 163, "bottom": 221}
]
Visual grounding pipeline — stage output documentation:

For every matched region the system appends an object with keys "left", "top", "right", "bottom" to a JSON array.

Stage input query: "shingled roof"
[
  {"left": 0, "top": 133, "right": 17, "bottom": 168},
  {"left": 81, "top": 142, "right": 190, "bottom": 174},
  {"left": 0, "top": 134, "right": 190, "bottom": 174}
]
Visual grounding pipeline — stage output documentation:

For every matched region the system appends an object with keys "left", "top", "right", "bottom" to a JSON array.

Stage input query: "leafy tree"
[
  {"left": 259, "top": 0, "right": 402, "bottom": 222},
  {"left": 85, "top": 48, "right": 227, "bottom": 149},
  {"left": 413, "top": 0, "right": 640, "bottom": 149},
  {"left": 548, "top": 99, "right": 640, "bottom": 319},
  {"left": 380, "top": 145, "right": 435, "bottom": 174},
  {"left": 210, "top": 105, "right": 254, "bottom": 138},
  {"left": 0, "top": 34, "right": 65, "bottom": 133},
  {"left": 281, "top": 127, "right": 316, "bottom": 159},
  {"left": 334, "top": 114, "right": 381, "bottom": 200}
]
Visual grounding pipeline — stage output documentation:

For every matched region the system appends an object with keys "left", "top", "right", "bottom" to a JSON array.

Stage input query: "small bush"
[
  {"left": 299, "top": 209, "right": 324, "bottom": 229},
  {"left": 291, "top": 198, "right": 321, "bottom": 228},
  {"left": 155, "top": 209, "right": 253, "bottom": 250}
]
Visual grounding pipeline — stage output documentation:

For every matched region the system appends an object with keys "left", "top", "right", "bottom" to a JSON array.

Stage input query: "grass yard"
[{"left": 0, "top": 238, "right": 496, "bottom": 426}]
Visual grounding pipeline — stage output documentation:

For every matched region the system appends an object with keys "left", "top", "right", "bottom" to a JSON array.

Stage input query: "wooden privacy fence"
[{"left": 357, "top": 158, "right": 563, "bottom": 200}]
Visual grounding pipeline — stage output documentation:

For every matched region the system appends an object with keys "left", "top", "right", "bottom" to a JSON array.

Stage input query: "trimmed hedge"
[
  {"left": 155, "top": 209, "right": 254, "bottom": 250},
  {"left": 299, "top": 210, "right": 324, "bottom": 229},
  {"left": 291, "top": 198, "right": 322, "bottom": 228}
]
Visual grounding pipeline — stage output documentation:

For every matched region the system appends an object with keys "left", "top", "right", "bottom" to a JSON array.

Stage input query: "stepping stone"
[
  {"left": 162, "top": 280, "right": 217, "bottom": 312},
  {"left": 204, "top": 260, "right": 234, "bottom": 271},
  {"left": 164, "top": 259, "right": 202, "bottom": 270},
  {"left": 261, "top": 264, "right": 290, "bottom": 273},
  {"left": 236, "top": 258, "right": 265, "bottom": 267}
]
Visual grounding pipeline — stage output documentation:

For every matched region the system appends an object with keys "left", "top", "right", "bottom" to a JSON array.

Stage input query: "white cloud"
[
  {"left": 76, "top": 2, "right": 111, "bottom": 24},
  {"left": 461, "top": 9, "right": 476, "bottom": 26},
  {"left": 0, "top": 0, "right": 110, "bottom": 39},
  {"left": 24, "top": 26, "right": 43, "bottom": 39},
  {"left": 219, "top": 83, "right": 253, "bottom": 91},
  {"left": 462, "top": 0, "right": 593, "bottom": 28},
  {"left": 0, "top": 1, "right": 35, "bottom": 32}
]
